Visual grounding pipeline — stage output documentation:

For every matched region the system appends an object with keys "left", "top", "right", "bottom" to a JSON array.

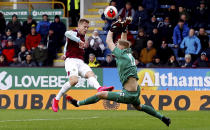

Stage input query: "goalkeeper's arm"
[
  {"left": 121, "top": 31, "right": 127, "bottom": 41},
  {"left": 106, "top": 30, "right": 116, "bottom": 52}
]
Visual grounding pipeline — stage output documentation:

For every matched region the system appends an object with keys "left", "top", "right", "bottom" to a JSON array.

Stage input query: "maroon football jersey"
[{"left": 65, "top": 30, "right": 85, "bottom": 60}]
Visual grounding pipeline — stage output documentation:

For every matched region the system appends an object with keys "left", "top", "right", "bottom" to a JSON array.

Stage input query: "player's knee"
[
  {"left": 133, "top": 104, "right": 142, "bottom": 111},
  {"left": 85, "top": 71, "right": 95, "bottom": 78},
  {"left": 69, "top": 76, "right": 78, "bottom": 86},
  {"left": 96, "top": 92, "right": 108, "bottom": 99}
]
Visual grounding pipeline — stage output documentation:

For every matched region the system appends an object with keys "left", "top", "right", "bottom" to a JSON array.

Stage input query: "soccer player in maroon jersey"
[{"left": 52, "top": 19, "right": 114, "bottom": 112}]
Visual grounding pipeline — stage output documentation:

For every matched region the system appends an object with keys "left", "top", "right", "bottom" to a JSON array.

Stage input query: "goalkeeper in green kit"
[{"left": 66, "top": 17, "right": 171, "bottom": 127}]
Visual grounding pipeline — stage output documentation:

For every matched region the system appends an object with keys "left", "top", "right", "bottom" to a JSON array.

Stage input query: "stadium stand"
[{"left": 0, "top": 0, "right": 209, "bottom": 68}]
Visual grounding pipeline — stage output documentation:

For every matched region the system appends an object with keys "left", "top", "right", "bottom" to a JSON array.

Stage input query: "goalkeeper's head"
[{"left": 117, "top": 39, "right": 131, "bottom": 50}]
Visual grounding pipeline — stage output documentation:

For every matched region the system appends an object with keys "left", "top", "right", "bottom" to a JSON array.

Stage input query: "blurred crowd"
[
  {"left": 0, "top": 13, "right": 66, "bottom": 67},
  {"left": 0, "top": 0, "right": 210, "bottom": 68},
  {"left": 97, "top": 0, "right": 210, "bottom": 68}
]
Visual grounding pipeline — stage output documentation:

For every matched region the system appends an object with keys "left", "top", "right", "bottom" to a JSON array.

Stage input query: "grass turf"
[{"left": 0, "top": 110, "right": 209, "bottom": 130}]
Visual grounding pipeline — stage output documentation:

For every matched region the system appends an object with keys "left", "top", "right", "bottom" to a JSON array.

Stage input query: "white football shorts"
[{"left": 65, "top": 58, "right": 92, "bottom": 78}]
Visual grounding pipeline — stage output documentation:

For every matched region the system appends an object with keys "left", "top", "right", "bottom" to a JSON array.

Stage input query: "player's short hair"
[
  {"left": 118, "top": 39, "right": 131, "bottom": 48},
  {"left": 78, "top": 18, "right": 89, "bottom": 25}
]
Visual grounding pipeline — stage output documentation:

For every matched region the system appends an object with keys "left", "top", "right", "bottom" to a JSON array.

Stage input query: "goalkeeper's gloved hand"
[
  {"left": 110, "top": 19, "right": 123, "bottom": 33},
  {"left": 121, "top": 17, "right": 132, "bottom": 33}
]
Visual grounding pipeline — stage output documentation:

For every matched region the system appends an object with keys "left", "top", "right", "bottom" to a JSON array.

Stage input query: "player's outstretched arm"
[
  {"left": 120, "top": 17, "right": 132, "bottom": 41},
  {"left": 106, "top": 30, "right": 116, "bottom": 52},
  {"left": 65, "top": 30, "right": 85, "bottom": 48}
]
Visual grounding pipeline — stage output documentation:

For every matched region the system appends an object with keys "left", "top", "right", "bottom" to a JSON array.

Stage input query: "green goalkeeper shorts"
[{"left": 107, "top": 86, "right": 140, "bottom": 106}]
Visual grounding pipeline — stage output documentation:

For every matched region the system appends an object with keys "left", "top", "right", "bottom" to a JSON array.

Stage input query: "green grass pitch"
[{"left": 0, "top": 110, "right": 209, "bottom": 130}]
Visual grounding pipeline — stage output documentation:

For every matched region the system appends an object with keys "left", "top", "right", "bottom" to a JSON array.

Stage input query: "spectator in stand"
[
  {"left": 132, "top": 5, "right": 149, "bottom": 30},
  {"left": 113, "top": 0, "right": 126, "bottom": 11},
  {"left": 36, "top": 14, "right": 50, "bottom": 45},
  {"left": 0, "top": 54, "right": 7, "bottom": 66},
  {"left": 14, "top": 31, "right": 25, "bottom": 51},
  {"left": 139, "top": 40, "right": 157, "bottom": 66},
  {"left": 180, "top": 14, "right": 189, "bottom": 26},
  {"left": 175, "top": 0, "right": 200, "bottom": 9},
  {"left": 22, "top": 15, "right": 37, "bottom": 37},
  {"left": 2, "top": 38, "right": 16, "bottom": 63},
  {"left": 0, "top": 12, "right": 6, "bottom": 35},
  {"left": 204, "top": 41, "right": 210, "bottom": 59},
  {"left": 49, "top": 15, "right": 66, "bottom": 51},
  {"left": 101, "top": 54, "right": 116, "bottom": 67},
  {"left": 135, "top": 59, "right": 142, "bottom": 67},
  {"left": 9, "top": 55, "right": 22, "bottom": 67},
  {"left": 143, "top": 15, "right": 158, "bottom": 35},
  {"left": 180, "top": 28, "right": 201, "bottom": 62},
  {"left": 68, "top": 0, "right": 80, "bottom": 26},
  {"left": 88, "top": 53, "right": 100, "bottom": 67},
  {"left": 22, "top": 53, "right": 37, "bottom": 67},
  {"left": 193, "top": 52, "right": 209, "bottom": 68},
  {"left": 194, "top": 1, "right": 208, "bottom": 29},
  {"left": 101, "top": 0, "right": 118, "bottom": 31},
  {"left": 142, "top": 0, "right": 159, "bottom": 15},
  {"left": 132, "top": 28, "right": 148, "bottom": 58},
  {"left": 157, "top": 41, "right": 174, "bottom": 64},
  {"left": 147, "top": 55, "right": 162, "bottom": 68},
  {"left": 32, "top": 43, "right": 48, "bottom": 67},
  {"left": 6, "top": 14, "right": 21, "bottom": 38},
  {"left": 86, "top": 29, "right": 105, "bottom": 58},
  {"left": 46, "top": 30, "right": 58, "bottom": 66},
  {"left": 178, "top": 7, "right": 189, "bottom": 25},
  {"left": 149, "top": 28, "right": 162, "bottom": 49},
  {"left": 197, "top": 28, "right": 209, "bottom": 51},
  {"left": 180, "top": 54, "right": 192, "bottom": 68},
  {"left": 18, "top": 45, "right": 28, "bottom": 63},
  {"left": 158, "top": 17, "right": 173, "bottom": 43},
  {"left": 172, "top": 19, "right": 189, "bottom": 57},
  {"left": 165, "top": 55, "right": 179, "bottom": 67},
  {"left": 26, "top": 26, "right": 41, "bottom": 51},
  {"left": 1, "top": 29, "right": 14, "bottom": 48},
  {"left": 168, "top": 4, "right": 179, "bottom": 27},
  {"left": 118, "top": 2, "right": 135, "bottom": 20}
]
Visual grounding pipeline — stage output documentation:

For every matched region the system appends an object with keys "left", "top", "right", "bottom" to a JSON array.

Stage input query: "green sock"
[
  {"left": 140, "top": 104, "right": 163, "bottom": 120},
  {"left": 78, "top": 95, "right": 100, "bottom": 106}
]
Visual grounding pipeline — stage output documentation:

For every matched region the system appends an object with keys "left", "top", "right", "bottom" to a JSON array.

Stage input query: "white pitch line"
[{"left": 0, "top": 117, "right": 98, "bottom": 123}]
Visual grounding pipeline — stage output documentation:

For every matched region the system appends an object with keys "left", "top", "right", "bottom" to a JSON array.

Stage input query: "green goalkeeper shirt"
[{"left": 112, "top": 47, "right": 138, "bottom": 86}]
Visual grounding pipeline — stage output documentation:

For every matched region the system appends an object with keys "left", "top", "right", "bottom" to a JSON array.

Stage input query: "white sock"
[
  {"left": 55, "top": 81, "right": 71, "bottom": 100},
  {"left": 77, "top": 101, "right": 80, "bottom": 106},
  {"left": 87, "top": 77, "right": 101, "bottom": 89}
]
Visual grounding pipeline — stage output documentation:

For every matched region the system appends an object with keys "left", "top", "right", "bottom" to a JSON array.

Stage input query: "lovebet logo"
[
  {"left": 0, "top": 71, "right": 12, "bottom": 90},
  {"left": 0, "top": 69, "right": 99, "bottom": 90},
  {"left": 0, "top": 71, "right": 67, "bottom": 90}
]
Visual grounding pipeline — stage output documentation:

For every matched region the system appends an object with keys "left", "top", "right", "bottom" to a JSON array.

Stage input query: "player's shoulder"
[
  {"left": 65, "top": 30, "right": 78, "bottom": 36},
  {"left": 112, "top": 47, "right": 125, "bottom": 57},
  {"left": 114, "top": 47, "right": 130, "bottom": 53},
  {"left": 65, "top": 29, "right": 77, "bottom": 33}
]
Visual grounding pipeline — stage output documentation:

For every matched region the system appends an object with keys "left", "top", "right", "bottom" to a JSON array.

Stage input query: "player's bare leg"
[
  {"left": 85, "top": 71, "right": 114, "bottom": 92},
  {"left": 52, "top": 76, "right": 78, "bottom": 112}
]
